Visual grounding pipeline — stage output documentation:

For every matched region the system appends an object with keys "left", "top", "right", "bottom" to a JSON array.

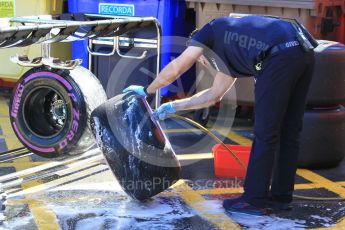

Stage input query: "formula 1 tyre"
[
  {"left": 91, "top": 93, "right": 181, "bottom": 200},
  {"left": 307, "top": 40, "right": 345, "bottom": 106},
  {"left": 10, "top": 66, "right": 107, "bottom": 158},
  {"left": 298, "top": 106, "right": 345, "bottom": 169}
]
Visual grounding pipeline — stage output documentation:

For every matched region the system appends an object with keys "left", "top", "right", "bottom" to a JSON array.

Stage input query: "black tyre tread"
[
  {"left": 90, "top": 93, "right": 181, "bottom": 200},
  {"left": 307, "top": 40, "right": 345, "bottom": 106},
  {"left": 298, "top": 106, "right": 345, "bottom": 169}
]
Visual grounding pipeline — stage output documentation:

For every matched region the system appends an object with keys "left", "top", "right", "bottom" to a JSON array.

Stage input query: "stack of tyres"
[
  {"left": 298, "top": 40, "right": 345, "bottom": 168},
  {"left": 306, "top": 41, "right": 345, "bottom": 106},
  {"left": 90, "top": 93, "right": 181, "bottom": 200}
]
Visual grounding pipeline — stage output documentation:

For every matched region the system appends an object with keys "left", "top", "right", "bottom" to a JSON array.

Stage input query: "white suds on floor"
[
  {"left": 202, "top": 200, "right": 307, "bottom": 230},
  {"left": 310, "top": 215, "right": 333, "bottom": 227},
  {"left": 46, "top": 184, "right": 196, "bottom": 230}
]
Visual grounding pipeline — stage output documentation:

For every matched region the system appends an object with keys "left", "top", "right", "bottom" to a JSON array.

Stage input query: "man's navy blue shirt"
[{"left": 189, "top": 16, "right": 297, "bottom": 78}]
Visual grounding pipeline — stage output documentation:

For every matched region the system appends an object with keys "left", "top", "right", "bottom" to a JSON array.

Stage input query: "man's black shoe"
[
  {"left": 223, "top": 197, "right": 268, "bottom": 216},
  {"left": 266, "top": 200, "right": 292, "bottom": 211}
]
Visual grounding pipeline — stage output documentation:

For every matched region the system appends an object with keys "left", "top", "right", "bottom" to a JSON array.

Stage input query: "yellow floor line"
[
  {"left": 0, "top": 97, "right": 60, "bottom": 229},
  {"left": 0, "top": 162, "right": 45, "bottom": 168},
  {"left": 165, "top": 126, "right": 253, "bottom": 146},
  {"left": 198, "top": 187, "right": 244, "bottom": 195},
  {"left": 24, "top": 199, "right": 60, "bottom": 230},
  {"left": 14, "top": 164, "right": 107, "bottom": 197},
  {"left": 231, "top": 127, "right": 253, "bottom": 131},
  {"left": 196, "top": 182, "right": 326, "bottom": 196},
  {"left": 12, "top": 156, "right": 60, "bottom": 230},
  {"left": 173, "top": 180, "right": 241, "bottom": 230},
  {"left": 337, "top": 181, "right": 345, "bottom": 186},
  {"left": 164, "top": 128, "right": 201, "bottom": 133},
  {"left": 212, "top": 126, "right": 252, "bottom": 146},
  {"left": 225, "top": 130, "right": 252, "bottom": 146},
  {"left": 177, "top": 153, "right": 213, "bottom": 160},
  {"left": 0, "top": 96, "right": 22, "bottom": 150},
  {"left": 294, "top": 183, "right": 325, "bottom": 190},
  {"left": 0, "top": 132, "right": 19, "bottom": 138},
  {"left": 297, "top": 169, "right": 345, "bottom": 198}
]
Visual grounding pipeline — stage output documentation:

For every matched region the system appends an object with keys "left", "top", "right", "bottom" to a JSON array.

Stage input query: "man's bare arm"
[
  {"left": 146, "top": 46, "right": 203, "bottom": 94},
  {"left": 171, "top": 71, "right": 236, "bottom": 111}
]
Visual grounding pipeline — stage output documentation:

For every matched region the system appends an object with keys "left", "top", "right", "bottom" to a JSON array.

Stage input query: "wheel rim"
[{"left": 23, "top": 86, "right": 69, "bottom": 139}]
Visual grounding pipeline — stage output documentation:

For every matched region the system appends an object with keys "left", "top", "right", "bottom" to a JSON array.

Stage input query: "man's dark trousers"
[{"left": 243, "top": 47, "right": 315, "bottom": 207}]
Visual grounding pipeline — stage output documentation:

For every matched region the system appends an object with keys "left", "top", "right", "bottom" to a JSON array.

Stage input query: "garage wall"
[{"left": 186, "top": 1, "right": 316, "bottom": 30}]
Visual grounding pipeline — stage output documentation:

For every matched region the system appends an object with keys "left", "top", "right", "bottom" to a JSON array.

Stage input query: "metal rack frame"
[{"left": 0, "top": 14, "right": 162, "bottom": 108}]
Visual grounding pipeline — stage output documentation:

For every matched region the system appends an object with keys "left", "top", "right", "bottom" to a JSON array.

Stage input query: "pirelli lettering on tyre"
[
  {"left": 59, "top": 108, "right": 80, "bottom": 150},
  {"left": 68, "top": 93, "right": 77, "bottom": 102},
  {"left": 11, "top": 83, "right": 24, "bottom": 118}
]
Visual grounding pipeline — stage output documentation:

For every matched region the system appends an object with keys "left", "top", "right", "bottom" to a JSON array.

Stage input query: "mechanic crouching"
[{"left": 124, "top": 15, "right": 317, "bottom": 215}]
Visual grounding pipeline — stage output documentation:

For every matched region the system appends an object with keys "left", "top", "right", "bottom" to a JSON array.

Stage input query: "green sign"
[{"left": 0, "top": 0, "right": 15, "bottom": 18}]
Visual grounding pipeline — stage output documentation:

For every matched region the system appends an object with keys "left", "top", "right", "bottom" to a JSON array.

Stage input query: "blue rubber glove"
[
  {"left": 153, "top": 102, "right": 176, "bottom": 120},
  {"left": 123, "top": 85, "right": 147, "bottom": 97}
]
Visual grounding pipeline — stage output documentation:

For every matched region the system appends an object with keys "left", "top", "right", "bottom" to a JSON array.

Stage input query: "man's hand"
[
  {"left": 152, "top": 102, "right": 176, "bottom": 120},
  {"left": 123, "top": 85, "right": 147, "bottom": 97}
]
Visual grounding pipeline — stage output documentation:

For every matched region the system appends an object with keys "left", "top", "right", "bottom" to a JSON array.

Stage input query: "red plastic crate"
[{"left": 212, "top": 144, "right": 251, "bottom": 178}]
